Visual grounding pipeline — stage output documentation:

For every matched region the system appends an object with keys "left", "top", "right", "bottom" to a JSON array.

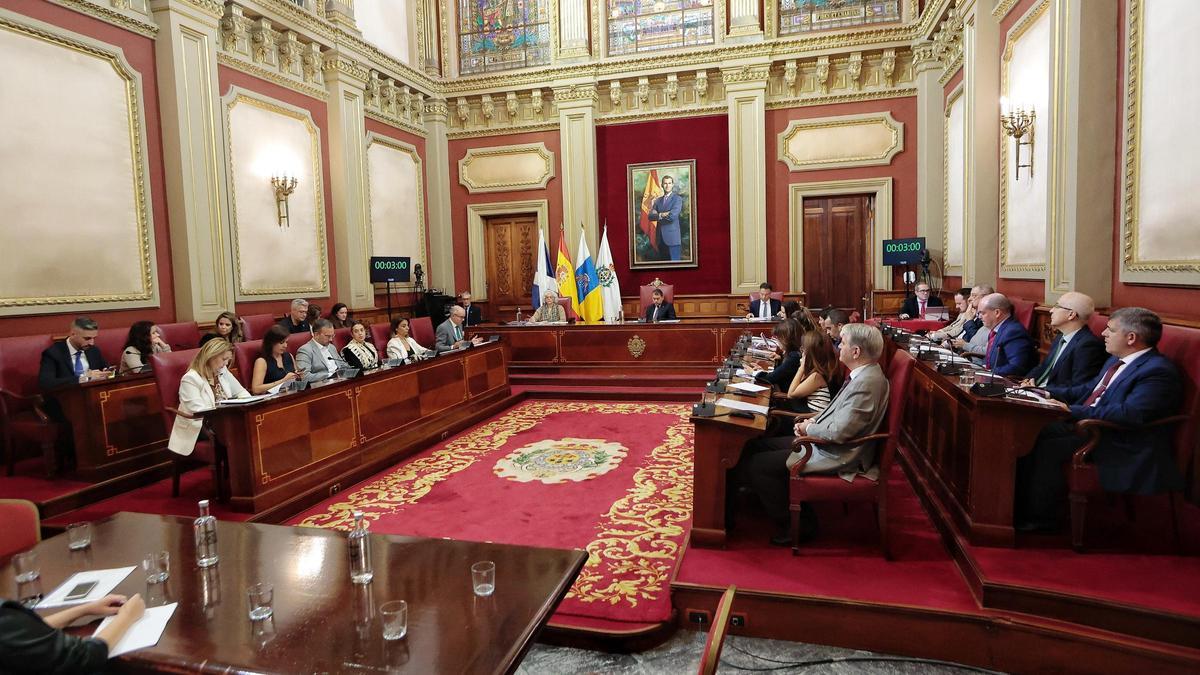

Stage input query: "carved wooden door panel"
[
  {"left": 802, "top": 194, "right": 872, "bottom": 311},
  {"left": 484, "top": 214, "right": 538, "bottom": 313}
]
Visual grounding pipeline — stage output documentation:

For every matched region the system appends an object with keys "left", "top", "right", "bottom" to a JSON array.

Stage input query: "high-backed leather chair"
[
  {"left": 151, "top": 349, "right": 227, "bottom": 499},
  {"left": 93, "top": 326, "right": 128, "bottom": 366},
  {"left": 639, "top": 278, "right": 675, "bottom": 316},
  {"left": 1011, "top": 297, "right": 1035, "bottom": 331},
  {"left": 1087, "top": 312, "right": 1108, "bottom": 337},
  {"left": 410, "top": 316, "right": 435, "bottom": 348},
  {"left": 285, "top": 332, "right": 311, "bottom": 355},
  {"left": 787, "top": 349, "right": 915, "bottom": 559},
  {"left": 157, "top": 321, "right": 200, "bottom": 350},
  {"left": 746, "top": 291, "right": 784, "bottom": 304},
  {"left": 233, "top": 340, "right": 264, "bottom": 389},
  {"left": 370, "top": 322, "right": 392, "bottom": 350},
  {"left": 0, "top": 335, "right": 57, "bottom": 475},
  {"left": 241, "top": 314, "right": 278, "bottom": 341},
  {"left": 333, "top": 327, "right": 352, "bottom": 352},
  {"left": 556, "top": 297, "right": 574, "bottom": 320},
  {"left": 0, "top": 499, "right": 40, "bottom": 559}
]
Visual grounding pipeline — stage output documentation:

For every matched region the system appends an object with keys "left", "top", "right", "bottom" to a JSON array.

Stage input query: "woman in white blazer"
[
  {"left": 168, "top": 339, "right": 250, "bottom": 456},
  {"left": 386, "top": 317, "right": 432, "bottom": 362}
]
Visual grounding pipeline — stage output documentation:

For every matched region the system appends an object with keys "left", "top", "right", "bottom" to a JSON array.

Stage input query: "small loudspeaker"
[
  {"left": 936, "top": 363, "right": 966, "bottom": 376},
  {"left": 692, "top": 402, "right": 717, "bottom": 417},
  {"left": 705, "top": 381, "right": 727, "bottom": 394},
  {"left": 970, "top": 382, "right": 1008, "bottom": 398}
]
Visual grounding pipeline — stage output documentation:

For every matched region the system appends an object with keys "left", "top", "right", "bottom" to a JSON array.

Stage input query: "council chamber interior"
[{"left": 1, "top": 0, "right": 1198, "bottom": 673}]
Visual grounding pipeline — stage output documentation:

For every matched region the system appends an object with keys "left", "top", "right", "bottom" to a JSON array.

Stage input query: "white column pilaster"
[
  {"left": 962, "top": 6, "right": 1001, "bottom": 286},
  {"left": 914, "top": 41, "right": 946, "bottom": 268},
  {"left": 323, "top": 52, "right": 374, "bottom": 309},
  {"left": 728, "top": 0, "right": 764, "bottom": 41},
  {"left": 722, "top": 62, "right": 770, "bottom": 294},
  {"left": 554, "top": 81, "right": 599, "bottom": 249},
  {"left": 149, "top": 0, "right": 234, "bottom": 321},
  {"left": 558, "top": 0, "right": 590, "bottom": 60},
  {"left": 423, "top": 98, "right": 456, "bottom": 293}
]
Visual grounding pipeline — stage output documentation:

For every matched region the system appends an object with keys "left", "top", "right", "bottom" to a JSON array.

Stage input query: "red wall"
[
  {"left": 596, "top": 115, "right": 731, "bottom": 294},
  {"left": 365, "top": 118, "right": 429, "bottom": 310},
  {"left": 448, "top": 130, "right": 563, "bottom": 296},
  {"left": 766, "top": 97, "right": 919, "bottom": 293},
  {"left": 0, "top": 1, "right": 174, "bottom": 338}
]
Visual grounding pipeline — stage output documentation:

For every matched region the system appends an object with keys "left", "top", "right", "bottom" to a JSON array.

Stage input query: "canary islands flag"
[
  {"left": 555, "top": 224, "right": 579, "bottom": 319},
  {"left": 575, "top": 227, "right": 603, "bottom": 324}
]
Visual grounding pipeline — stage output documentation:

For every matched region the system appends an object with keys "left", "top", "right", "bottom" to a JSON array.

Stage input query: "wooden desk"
[
  {"left": 204, "top": 342, "right": 510, "bottom": 516},
  {"left": 3, "top": 512, "right": 586, "bottom": 675}
]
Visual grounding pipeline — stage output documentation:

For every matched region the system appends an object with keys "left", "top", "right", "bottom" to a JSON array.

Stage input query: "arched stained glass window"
[
  {"left": 778, "top": 0, "right": 901, "bottom": 36},
  {"left": 458, "top": 0, "right": 551, "bottom": 74},
  {"left": 607, "top": 0, "right": 715, "bottom": 57}
]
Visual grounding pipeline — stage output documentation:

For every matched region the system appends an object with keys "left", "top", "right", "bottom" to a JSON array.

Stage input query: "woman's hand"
[
  {"left": 83, "top": 595, "right": 128, "bottom": 617},
  {"left": 117, "top": 594, "right": 145, "bottom": 622},
  {"left": 283, "top": 371, "right": 298, "bottom": 382}
]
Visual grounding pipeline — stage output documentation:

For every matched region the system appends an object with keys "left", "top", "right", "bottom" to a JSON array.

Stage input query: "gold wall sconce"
[
  {"left": 1000, "top": 99, "right": 1035, "bottom": 181},
  {"left": 271, "top": 173, "right": 298, "bottom": 228}
]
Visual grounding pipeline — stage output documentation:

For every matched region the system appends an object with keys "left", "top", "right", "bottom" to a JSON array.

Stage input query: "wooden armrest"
[
  {"left": 787, "top": 442, "right": 813, "bottom": 476},
  {"left": 770, "top": 409, "right": 816, "bottom": 421},
  {"left": 0, "top": 389, "right": 51, "bottom": 423},
  {"left": 1071, "top": 415, "right": 1190, "bottom": 467}
]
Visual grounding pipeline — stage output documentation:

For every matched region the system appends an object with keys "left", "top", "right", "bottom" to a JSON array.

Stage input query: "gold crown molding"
[
  {"left": 777, "top": 111, "right": 904, "bottom": 172},
  {"left": 0, "top": 11, "right": 155, "bottom": 309},
  {"left": 551, "top": 83, "right": 599, "bottom": 102},
  {"left": 720, "top": 63, "right": 773, "bottom": 84},
  {"left": 992, "top": 0, "right": 1021, "bottom": 21},
  {"left": 48, "top": 0, "right": 158, "bottom": 38},
  {"left": 364, "top": 132, "right": 427, "bottom": 290},
  {"left": 364, "top": 109, "right": 428, "bottom": 138},
  {"left": 248, "top": 0, "right": 336, "bottom": 41},
  {"left": 182, "top": 0, "right": 226, "bottom": 19},
  {"left": 333, "top": 25, "right": 438, "bottom": 93},
  {"left": 943, "top": 84, "right": 964, "bottom": 275},
  {"left": 764, "top": 86, "right": 917, "bottom": 110},
  {"left": 458, "top": 142, "right": 556, "bottom": 194},
  {"left": 216, "top": 51, "right": 328, "bottom": 101},
  {"left": 938, "top": 52, "right": 963, "bottom": 86},
  {"left": 223, "top": 88, "right": 330, "bottom": 298},
  {"left": 594, "top": 104, "right": 729, "bottom": 126},
  {"left": 323, "top": 52, "right": 370, "bottom": 81},
  {"left": 445, "top": 121, "right": 560, "bottom": 140}
]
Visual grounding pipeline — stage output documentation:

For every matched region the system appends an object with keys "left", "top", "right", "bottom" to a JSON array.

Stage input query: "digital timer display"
[
  {"left": 881, "top": 237, "right": 926, "bottom": 266},
  {"left": 368, "top": 256, "right": 411, "bottom": 283}
]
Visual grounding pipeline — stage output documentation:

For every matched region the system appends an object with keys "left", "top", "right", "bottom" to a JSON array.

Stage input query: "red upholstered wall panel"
[
  {"left": 596, "top": 115, "right": 731, "bottom": 294},
  {"left": 0, "top": 1, "right": 174, "bottom": 337},
  {"left": 365, "top": 119, "right": 429, "bottom": 310}
]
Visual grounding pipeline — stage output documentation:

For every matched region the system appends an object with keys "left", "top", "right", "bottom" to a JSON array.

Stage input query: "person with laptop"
[
  {"left": 898, "top": 283, "right": 944, "bottom": 320},
  {"left": 296, "top": 319, "right": 349, "bottom": 382}
]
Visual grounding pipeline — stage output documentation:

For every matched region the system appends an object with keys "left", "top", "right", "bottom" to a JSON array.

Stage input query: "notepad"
[
  {"left": 728, "top": 381, "right": 768, "bottom": 394},
  {"left": 38, "top": 567, "right": 135, "bottom": 609},
  {"left": 219, "top": 394, "right": 269, "bottom": 405},
  {"left": 715, "top": 398, "right": 769, "bottom": 415},
  {"left": 94, "top": 603, "right": 177, "bottom": 657}
]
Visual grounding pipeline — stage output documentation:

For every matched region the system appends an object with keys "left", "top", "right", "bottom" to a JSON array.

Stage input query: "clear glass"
[
  {"left": 471, "top": 561, "right": 496, "bottom": 597},
  {"left": 247, "top": 582, "right": 274, "bottom": 621},
  {"left": 143, "top": 550, "right": 170, "bottom": 584},
  {"left": 66, "top": 522, "right": 92, "bottom": 550},
  {"left": 380, "top": 600, "right": 408, "bottom": 640},
  {"left": 959, "top": 372, "right": 976, "bottom": 387},
  {"left": 194, "top": 500, "right": 219, "bottom": 568},
  {"left": 13, "top": 551, "right": 39, "bottom": 583}
]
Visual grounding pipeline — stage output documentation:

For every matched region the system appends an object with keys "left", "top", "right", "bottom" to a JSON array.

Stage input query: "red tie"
[
  {"left": 1083, "top": 360, "right": 1124, "bottom": 406},
  {"left": 985, "top": 329, "right": 997, "bottom": 367},
  {"left": 919, "top": 300, "right": 926, "bottom": 316}
]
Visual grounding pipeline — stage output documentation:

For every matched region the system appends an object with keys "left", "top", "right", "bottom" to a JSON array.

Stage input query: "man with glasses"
[
  {"left": 953, "top": 285, "right": 994, "bottom": 357},
  {"left": 978, "top": 293, "right": 1037, "bottom": 377},
  {"left": 898, "top": 282, "right": 943, "bottom": 320},
  {"left": 1019, "top": 292, "right": 1107, "bottom": 389},
  {"left": 930, "top": 288, "right": 973, "bottom": 342}
]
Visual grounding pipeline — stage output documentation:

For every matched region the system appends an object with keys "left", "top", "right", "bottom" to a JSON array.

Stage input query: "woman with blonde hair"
[
  {"left": 528, "top": 290, "right": 566, "bottom": 323},
  {"left": 168, "top": 339, "right": 251, "bottom": 456}
]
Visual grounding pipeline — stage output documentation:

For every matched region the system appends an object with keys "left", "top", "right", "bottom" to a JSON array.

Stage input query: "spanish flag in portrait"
[
  {"left": 639, "top": 169, "right": 664, "bottom": 252},
  {"left": 555, "top": 224, "right": 579, "bottom": 319}
]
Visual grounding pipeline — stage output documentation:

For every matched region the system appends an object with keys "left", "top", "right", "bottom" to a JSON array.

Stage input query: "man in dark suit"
[
  {"left": 647, "top": 175, "right": 684, "bottom": 261},
  {"left": 39, "top": 317, "right": 111, "bottom": 473},
  {"left": 979, "top": 293, "right": 1037, "bottom": 377},
  {"left": 642, "top": 288, "right": 676, "bottom": 322},
  {"left": 277, "top": 298, "right": 311, "bottom": 334},
  {"left": 898, "top": 283, "right": 944, "bottom": 320},
  {"left": 458, "top": 291, "right": 483, "bottom": 327},
  {"left": 1020, "top": 292, "right": 1108, "bottom": 389},
  {"left": 1015, "top": 307, "right": 1183, "bottom": 531},
  {"left": 746, "top": 283, "right": 783, "bottom": 320},
  {"left": 821, "top": 308, "right": 849, "bottom": 349},
  {"left": 952, "top": 284, "right": 993, "bottom": 345}
]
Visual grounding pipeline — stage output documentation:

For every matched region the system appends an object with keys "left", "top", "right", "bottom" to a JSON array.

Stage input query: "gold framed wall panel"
[
  {"left": 365, "top": 132, "right": 428, "bottom": 292},
  {"left": 458, "top": 142, "right": 556, "bottom": 193},
  {"left": 943, "top": 84, "right": 965, "bottom": 275},
  {"left": 465, "top": 199, "right": 550, "bottom": 302},
  {"left": 788, "top": 177, "right": 893, "bottom": 294},
  {"left": 777, "top": 111, "right": 904, "bottom": 172}
]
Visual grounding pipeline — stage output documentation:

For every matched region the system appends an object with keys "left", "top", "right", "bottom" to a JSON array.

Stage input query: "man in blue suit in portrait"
[
  {"left": 978, "top": 293, "right": 1037, "bottom": 377},
  {"left": 1014, "top": 307, "right": 1184, "bottom": 531},
  {"left": 648, "top": 174, "right": 683, "bottom": 261}
]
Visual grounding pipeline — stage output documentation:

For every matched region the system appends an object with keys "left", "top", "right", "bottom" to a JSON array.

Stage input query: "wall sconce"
[
  {"left": 270, "top": 173, "right": 298, "bottom": 228},
  {"left": 999, "top": 99, "right": 1035, "bottom": 181}
]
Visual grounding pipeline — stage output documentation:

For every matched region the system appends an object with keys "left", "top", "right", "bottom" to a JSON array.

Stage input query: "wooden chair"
[
  {"left": 157, "top": 321, "right": 200, "bottom": 350},
  {"left": 0, "top": 499, "right": 40, "bottom": 559},
  {"left": 786, "top": 349, "right": 915, "bottom": 559},
  {"left": 1011, "top": 297, "right": 1036, "bottom": 331},
  {"left": 0, "top": 335, "right": 58, "bottom": 476},
  {"left": 639, "top": 278, "right": 675, "bottom": 317},
  {"left": 696, "top": 585, "right": 736, "bottom": 675},
  {"left": 1067, "top": 323, "right": 1200, "bottom": 551},
  {"left": 240, "top": 314, "right": 278, "bottom": 341},
  {"left": 150, "top": 349, "right": 228, "bottom": 500}
]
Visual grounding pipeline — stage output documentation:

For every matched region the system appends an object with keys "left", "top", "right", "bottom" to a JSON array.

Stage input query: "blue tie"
[{"left": 73, "top": 349, "right": 84, "bottom": 377}]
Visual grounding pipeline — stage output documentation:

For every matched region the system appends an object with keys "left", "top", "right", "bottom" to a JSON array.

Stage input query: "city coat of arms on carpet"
[{"left": 493, "top": 438, "right": 628, "bottom": 483}]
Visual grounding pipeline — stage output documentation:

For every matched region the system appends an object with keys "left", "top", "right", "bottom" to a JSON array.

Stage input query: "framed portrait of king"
[{"left": 627, "top": 160, "right": 697, "bottom": 269}]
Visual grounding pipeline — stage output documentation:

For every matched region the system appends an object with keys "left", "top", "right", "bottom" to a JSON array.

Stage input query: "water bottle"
[
  {"left": 515, "top": 307, "right": 523, "bottom": 324},
  {"left": 194, "top": 500, "right": 219, "bottom": 568},
  {"left": 348, "top": 511, "right": 374, "bottom": 584}
]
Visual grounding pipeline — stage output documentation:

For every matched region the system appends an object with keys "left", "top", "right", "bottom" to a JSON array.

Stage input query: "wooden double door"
[
  {"left": 802, "top": 194, "right": 873, "bottom": 312},
  {"left": 483, "top": 214, "right": 539, "bottom": 313}
]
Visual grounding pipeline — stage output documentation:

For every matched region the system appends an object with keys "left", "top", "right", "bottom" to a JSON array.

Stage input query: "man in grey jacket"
[
  {"left": 296, "top": 319, "right": 345, "bottom": 382},
  {"left": 743, "top": 323, "right": 890, "bottom": 545},
  {"left": 435, "top": 306, "right": 483, "bottom": 353}
]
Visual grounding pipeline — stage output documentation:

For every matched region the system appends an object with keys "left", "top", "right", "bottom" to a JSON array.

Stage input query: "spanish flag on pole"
[
  {"left": 639, "top": 169, "right": 664, "bottom": 253},
  {"left": 555, "top": 224, "right": 579, "bottom": 319}
]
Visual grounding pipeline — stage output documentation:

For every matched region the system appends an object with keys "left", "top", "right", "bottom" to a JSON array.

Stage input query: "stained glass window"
[
  {"left": 778, "top": 0, "right": 901, "bottom": 35},
  {"left": 607, "top": 0, "right": 715, "bottom": 57},
  {"left": 458, "top": 0, "right": 550, "bottom": 74}
]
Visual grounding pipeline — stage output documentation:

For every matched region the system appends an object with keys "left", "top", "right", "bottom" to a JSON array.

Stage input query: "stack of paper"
[
  {"left": 728, "top": 381, "right": 768, "bottom": 394},
  {"left": 94, "top": 603, "right": 178, "bottom": 657},
  {"left": 715, "top": 398, "right": 769, "bottom": 415}
]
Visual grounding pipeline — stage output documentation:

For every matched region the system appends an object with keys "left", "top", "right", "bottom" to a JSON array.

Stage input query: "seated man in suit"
[
  {"left": 820, "top": 308, "right": 848, "bottom": 349},
  {"left": 930, "top": 288, "right": 973, "bottom": 341},
  {"left": 458, "top": 291, "right": 483, "bottom": 327},
  {"left": 1015, "top": 307, "right": 1183, "bottom": 531},
  {"left": 295, "top": 319, "right": 345, "bottom": 382},
  {"left": 978, "top": 293, "right": 1037, "bottom": 377},
  {"left": 643, "top": 288, "right": 677, "bottom": 323},
  {"left": 38, "top": 317, "right": 111, "bottom": 472},
  {"left": 1019, "top": 292, "right": 1107, "bottom": 389},
  {"left": 436, "top": 305, "right": 484, "bottom": 352},
  {"left": 740, "top": 324, "right": 890, "bottom": 545},
  {"left": 951, "top": 284, "right": 993, "bottom": 346},
  {"left": 898, "top": 283, "right": 944, "bottom": 320},
  {"left": 746, "top": 283, "right": 783, "bottom": 320},
  {"left": 277, "top": 298, "right": 311, "bottom": 334}
]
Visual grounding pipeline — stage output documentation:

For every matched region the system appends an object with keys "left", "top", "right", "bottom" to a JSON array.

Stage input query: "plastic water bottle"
[
  {"left": 515, "top": 307, "right": 523, "bottom": 324},
  {"left": 194, "top": 500, "right": 219, "bottom": 568},
  {"left": 348, "top": 511, "right": 374, "bottom": 584}
]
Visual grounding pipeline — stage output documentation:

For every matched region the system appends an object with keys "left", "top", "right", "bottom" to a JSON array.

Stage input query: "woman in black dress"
[{"left": 250, "top": 325, "right": 298, "bottom": 394}]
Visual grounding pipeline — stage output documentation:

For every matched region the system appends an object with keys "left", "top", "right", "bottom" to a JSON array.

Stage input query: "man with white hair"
[
  {"left": 1020, "top": 292, "right": 1107, "bottom": 389},
  {"left": 277, "top": 298, "right": 311, "bottom": 334},
  {"left": 435, "top": 305, "right": 484, "bottom": 352},
  {"left": 977, "top": 293, "right": 1037, "bottom": 377}
]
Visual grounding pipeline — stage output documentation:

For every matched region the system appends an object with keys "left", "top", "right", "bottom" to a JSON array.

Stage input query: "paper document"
[
  {"left": 94, "top": 603, "right": 177, "bottom": 657},
  {"left": 656, "top": 319, "right": 681, "bottom": 323},
  {"left": 715, "top": 397, "right": 770, "bottom": 415},
  {"left": 728, "top": 381, "right": 769, "bottom": 394},
  {"left": 734, "top": 368, "right": 750, "bottom": 377},
  {"left": 219, "top": 394, "right": 269, "bottom": 405},
  {"left": 266, "top": 381, "right": 287, "bottom": 395},
  {"left": 38, "top": 567, "right": 135, "bottom": 609}
]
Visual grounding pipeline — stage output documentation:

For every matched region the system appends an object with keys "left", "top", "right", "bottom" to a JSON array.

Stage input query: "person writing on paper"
[
  {"left": 747, "top": 283, "right": 784, "bottom": 319},
  {"left": 0, "top": 593, "right": 145, "bottom": 673},
  {"left": 341, "top": 320, "right": 379, "bottom": 370},
  {"left": 119, "top": 321, "right": 171, "bottom": 374},
  {"left": 643, "top": 288, "right": 677, "bottom": 322},
  {"left": 387, "top": 317, "right": 432, "bottom": 361},
  {"left": 169, "top": 339, "right": 250, "bottom": 456},
  {"left": 250, "top": 326, "right": 299, "bottom": 394},
  {"left": 436, "top": 306, "right": 484, "bottom": 352},
  {"left": 528, "top": 290, "right": 566, "bottom": 323},
  {"left": 296, "top": 320, "right": 347, "bottom": 381}
]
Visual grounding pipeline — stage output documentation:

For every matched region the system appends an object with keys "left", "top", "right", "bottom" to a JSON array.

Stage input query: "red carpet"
[
  {"left": 0, "top": 459, "right": 91, "bottom": 503},
  {"left": 675, "top": 464, "right": 980, "bottom": 613},
  {"left": 42, "top": 469, "right": 252, "bottom": 527},
  {"left": 291, "top": 400, "right": 693, "bottom": 626}
]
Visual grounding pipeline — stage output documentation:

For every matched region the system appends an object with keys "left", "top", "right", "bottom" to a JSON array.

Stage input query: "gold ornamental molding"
[
  {"left": 992, "top": 0, "right": 1022, "bottom": 21},
  {"left": 777, "top": 111, "right": 904, "bottom": 172},
  {"left": 48, "top": 0, "right": 158, "bottom": 38},
  {"left": 216, "top": 52, "right": 328, "bottom": 101},
  {"left": 627, "top": 335, "right": 646, "bottom": 359},
  {"left": 458, "top": 142, "right": 556, "bottom": 194},
  {"left": 365, "top": 132, "right": 427, "bottom": 293},
  {"left": 943, "top": 84, "right": 965, "bottom": 276}
]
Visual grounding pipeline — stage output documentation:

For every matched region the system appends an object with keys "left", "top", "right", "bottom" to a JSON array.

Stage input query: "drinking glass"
[
  {"left": 66, "top": 522, "right": 92, "bottom": 551},
  {"left": 958, "top": 371, "right": 976, "bottom": 387},
  {"left": 380, "top": 600, "right": 408, "bottom": 640},
  {"left": 143, "top": 550, "right": 170, "bottom": 584},
  {"left": 247, "top": 582, "right": 274, "bottom": 621},
  {"left": 13, "top": 551, "right": 39, "bottom": 583},
  {"left": 471, "top": 561, "right": 496, "bottom": 597}
]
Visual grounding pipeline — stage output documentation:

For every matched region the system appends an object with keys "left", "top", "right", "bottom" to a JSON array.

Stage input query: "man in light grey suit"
[
  {"left": 742, "top": 323, "right": 890, "bottom": 546},
  {"left": 295, "top": 319, "right": 345, "bottom": 382},
  {"left": 435, "top": 305, "right": 484, "bottom": 353}
]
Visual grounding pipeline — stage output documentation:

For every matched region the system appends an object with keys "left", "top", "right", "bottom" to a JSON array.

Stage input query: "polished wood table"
[
  {"left": 203, "top": 342, "right": 510, "bottom": 516},
  {"left": 2, "top": 512, "right": 586, "bottom": 674}
]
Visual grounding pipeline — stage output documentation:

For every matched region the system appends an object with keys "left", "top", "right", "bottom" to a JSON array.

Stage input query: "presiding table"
[{"left": 2, "top": 512, "right": 586, "bottom": 674}]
